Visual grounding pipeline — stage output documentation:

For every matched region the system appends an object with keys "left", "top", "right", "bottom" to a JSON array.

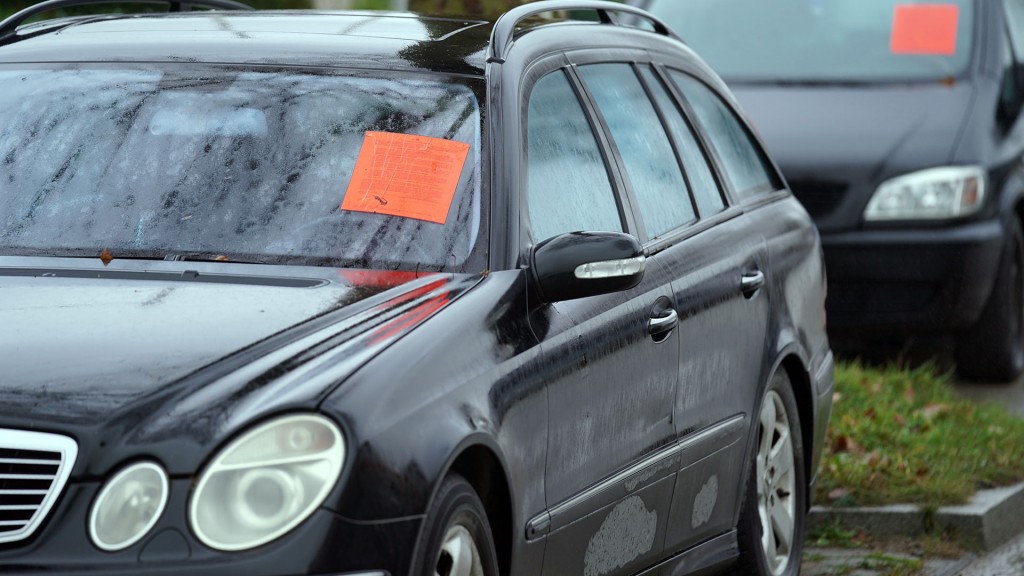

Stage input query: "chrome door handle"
[
  {"left": 741, "top": 270, "right": 765, "bottom": 297},
  {"left": 648, "top": 308, "right": 678, "bottom": 341}
]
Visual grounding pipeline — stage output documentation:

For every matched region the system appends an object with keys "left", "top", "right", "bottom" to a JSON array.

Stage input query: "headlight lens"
[
  {"left": 189, "top": 414, "right": 345, "bottom": 551},
  {"left": 89, "top": 461, "right": 168, "bottom": 551},
  {"left": 864, "top": 166, "right": 986, "bottom": 221}
]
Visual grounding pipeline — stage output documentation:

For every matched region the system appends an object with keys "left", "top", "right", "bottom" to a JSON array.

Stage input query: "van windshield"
[
  {"left": 645, "top": 0, "right": 974, "bottom": 83},
  {"left": 0, "top": 65, "right": 485, "bottom": 272}
]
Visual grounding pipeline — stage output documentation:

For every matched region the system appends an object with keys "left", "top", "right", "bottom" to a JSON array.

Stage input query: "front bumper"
[
  {"left": 0, "top": 479, "right": 418, "bottom": 575},
  {"left": 822, "top": 218, "right": 1004, "bottom": 335}
]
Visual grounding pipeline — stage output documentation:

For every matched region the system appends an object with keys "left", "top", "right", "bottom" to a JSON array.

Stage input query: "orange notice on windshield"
[
  {"left": 341, "top": 131, "right": 470, "bottom": 224},
  {"left": 890, "top": 4, "right": 959, "bottom": 56}
]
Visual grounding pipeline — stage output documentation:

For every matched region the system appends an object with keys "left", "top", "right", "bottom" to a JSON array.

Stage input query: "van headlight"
[
  {"left": 864, "top": 166, "right": 986, "bottom": 221},
  {"left": 189, "top": 414, "right": 345, "bottom": 551},
  {"left": 90, "top": 462, "right": 169, "bottom": 551}
]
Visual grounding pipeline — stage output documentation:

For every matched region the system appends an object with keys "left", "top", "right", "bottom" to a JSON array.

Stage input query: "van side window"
[
  {"left": 639, "top": 66, "right": 726, "bottom": 216},
  {"left": 579, "top": 63, "right": 697, "bottom": 239},
  {"left": 526, "top": 70, "right": 622, "bottom": 242},
  {"left": 670, "top": 72, "right": 782, "bottom": 201}
]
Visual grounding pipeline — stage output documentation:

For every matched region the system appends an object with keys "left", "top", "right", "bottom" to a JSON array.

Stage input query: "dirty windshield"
[
  {"left": 646, "top": 0, "right": 974, "bottom": 83},
  {"left": 0, "top": 65, "right": 484, "bottom": 271}
]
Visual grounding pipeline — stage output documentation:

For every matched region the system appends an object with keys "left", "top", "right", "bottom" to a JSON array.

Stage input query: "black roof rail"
[
  {"left": 0, "top": 0, "right": 254, "bottom": 38},
  {"left": 487, "top": 0, "right": 679, "bottom": 64}
]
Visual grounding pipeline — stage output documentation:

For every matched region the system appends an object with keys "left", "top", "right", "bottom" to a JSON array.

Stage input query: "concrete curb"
[{"left": 807, "top": 482, "right": 1024, "bottom": 551}]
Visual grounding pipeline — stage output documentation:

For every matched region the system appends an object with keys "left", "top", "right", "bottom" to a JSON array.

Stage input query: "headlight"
[
  {"left": 864, "top": 166, "right": 986, "bottom": 221},
  {"left": 89, "top": 462, "right": 168, "bottom": 551},
  {"left": 189, "top": 414, "right": 345, "bottom": 551}
]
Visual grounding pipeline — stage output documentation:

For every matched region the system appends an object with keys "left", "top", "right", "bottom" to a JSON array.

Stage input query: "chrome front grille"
[{"left": 0, "top": 429, "right": 77, "bottom": 545}]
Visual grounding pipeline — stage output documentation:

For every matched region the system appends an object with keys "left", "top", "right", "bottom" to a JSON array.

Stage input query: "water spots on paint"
[{"left": 583, "top": 496, "right": 657, "bottom": 576}]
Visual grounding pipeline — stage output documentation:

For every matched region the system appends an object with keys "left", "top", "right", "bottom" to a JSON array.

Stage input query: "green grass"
[{"left": 816, "top": 361, "right": 1024, "bottom": 507}]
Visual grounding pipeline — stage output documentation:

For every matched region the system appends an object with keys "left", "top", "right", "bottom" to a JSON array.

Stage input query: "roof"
[{"left": 0, "top": 11, "right": 493, "bottom": 76}]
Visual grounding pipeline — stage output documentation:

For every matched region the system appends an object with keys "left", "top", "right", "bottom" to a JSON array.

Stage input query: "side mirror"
[{"left": 530, "top": 231, "right": 646, "bottom": 303}]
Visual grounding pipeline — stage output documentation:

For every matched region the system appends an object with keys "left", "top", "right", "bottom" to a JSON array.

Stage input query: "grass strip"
[{"left": 816, "top": 361, "right": 1024, "bottom": 507}]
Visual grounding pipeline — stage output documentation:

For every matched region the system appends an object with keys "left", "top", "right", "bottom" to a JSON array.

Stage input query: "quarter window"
[
  {"left": 670, "top": 72, "right": 781, "bottom": 201},
  {"left": 527, "top": 70, "right": 622, "bottom": 242},
  {"left": 639, "top": 66, "right": 725, "bottom": 216},
  {"left": 1005, "top": 0, "right": 1024, "bottom": 59},
  {"left": 579, "top": 63, "right": 696, "bottom": 239}
]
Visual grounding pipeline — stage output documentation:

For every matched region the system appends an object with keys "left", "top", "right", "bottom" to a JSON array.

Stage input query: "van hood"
[
  {"left": 731, "top": 81, "right": 974, "bottom": 230},
  {"left": 0, "top": 257, "right": 478, "bottom": 475}
]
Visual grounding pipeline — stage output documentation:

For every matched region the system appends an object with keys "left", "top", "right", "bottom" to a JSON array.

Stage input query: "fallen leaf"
[
  {"left": 916, "top": 466, "right": 930, "bottom": 477},
  {"left": 865, "top": 451, "right": 882, "bottom": 467},
  {"left": 920, "top": 403, "right": 949, "bottom": 421},
  {"left": 99, "top": 248, "right": 113, "bottom": 266},
  {"left": 833, "top": 391, "right": 843, "bottom": 404},
  {"left": 832, "top": 435, "right": 864, "bottom": 455},
  {"left": 864, "top": 407, "right": 877, "bottom": 420},
  {"left": 893, "top": 413, "right": 907, "bottom": 426},
  {"left": 828, "top": 488, "right": 850, "bottom": 501},
  {"left": 213, "top": 255, "right": 229, "bottom": 262},
  {"left": 903, "top": 386, "right": 916, "bottom": 403}
]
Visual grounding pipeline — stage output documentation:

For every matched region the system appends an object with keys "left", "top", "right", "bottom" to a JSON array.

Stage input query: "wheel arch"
[
  {"left": 412, "top": 434, "right": 515, "bottom": 576},
  {"left": 776, "top": 351, "right": 816, "bottom": 510},
  {"left": 448, "top": 443, "right": 514, "bottom": 576}
]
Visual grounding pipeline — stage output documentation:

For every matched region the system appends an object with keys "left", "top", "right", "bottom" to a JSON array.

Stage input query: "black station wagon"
[{"left": 0, "top": 2, "right": 832, "bottom": 575}]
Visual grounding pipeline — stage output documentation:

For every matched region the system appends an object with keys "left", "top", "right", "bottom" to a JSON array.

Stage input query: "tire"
[
  {"left": 416, "top": 473, "right": 499, "bottom": 576},
  {"left": 956, "top": 217, "right": 1024, "bottom": 383},
  {"left": 731, "top": 370, "right": 807, "bottom": 576}
]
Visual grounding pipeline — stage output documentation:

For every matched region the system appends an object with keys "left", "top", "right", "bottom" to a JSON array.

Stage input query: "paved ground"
[
  {"left": 954, "top": 372, "right": 1024, "bottom": 418},
  {"left": 802, "top": 546, "right": 974, "bottom": 576},
  {"left": 957, "top": 529, "right": 1024, "bottom": 575}
]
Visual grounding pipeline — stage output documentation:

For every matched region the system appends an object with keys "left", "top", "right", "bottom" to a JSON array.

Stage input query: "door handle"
[
  {"left": 648, "top": 307, "right": 678, "bottom": 341},
  {"left": 741, "top": 270, "right": 765, "bottom": 298}
]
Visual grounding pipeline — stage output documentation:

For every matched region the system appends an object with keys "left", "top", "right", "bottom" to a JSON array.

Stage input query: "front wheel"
[
  {"left": 416, "top": 473, "right": 499, "bottom": 576},
  {"left": 732, "top": 370, "right": 807, "bottom": 576}
]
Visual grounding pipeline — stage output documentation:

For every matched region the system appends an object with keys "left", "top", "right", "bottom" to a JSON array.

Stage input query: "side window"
[
  {"left": 999, "top": 1, "right": 1024, "bottom": 130},
  {"left": 527, "top": 70, "right": 622, "bottom": 242},
  {"left": 639, "top": 66, "right": 725, "bottom": 216},
  {"left": 1005, "top": 0, "right": 1024, "bottom": 59},
  {"left": 578, "top": 63, "right": 696, "bottom": 239},
  {"left": 670, "top": 72, "right": 781, "bottom": 201}
]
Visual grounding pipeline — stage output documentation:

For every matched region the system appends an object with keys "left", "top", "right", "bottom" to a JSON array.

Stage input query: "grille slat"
[
  {"left": 0, "top": 474, "right": 57, "bottom": 480},
  {"left": 0, "top": 429, "right": 77, "bottom": 545},
  {"left": 0, "top": 459, "right": 61, "bottom": 466}
]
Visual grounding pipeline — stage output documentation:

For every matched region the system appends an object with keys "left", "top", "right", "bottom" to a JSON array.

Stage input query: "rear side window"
[
  {"left": 639, "top": 66, "right": 725, "bottom": 216},
  {"left": 670, "top": 72, "right": 781, "bottom": 201},
  {"left": 527, "top": 70, "right": 622, "bottom": 242},
  {"left": 1005, "top": 0, "right": 1024, "bottom": 59},
  {"left": 579, "top": 63, "right": 697, "bottom": 239}
]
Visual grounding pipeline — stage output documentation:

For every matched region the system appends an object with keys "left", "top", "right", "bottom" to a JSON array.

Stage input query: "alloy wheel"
[
  {"left": 435, "top": 524, "right": 484, "bottom": 576},
  {"left": 756, "top": 389, "right": 797, "bottom": 576}
]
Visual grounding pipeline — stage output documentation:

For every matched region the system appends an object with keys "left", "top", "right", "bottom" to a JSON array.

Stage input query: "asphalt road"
[{"left": 954, "top": 370, "right": 1024, "bottom": 418}]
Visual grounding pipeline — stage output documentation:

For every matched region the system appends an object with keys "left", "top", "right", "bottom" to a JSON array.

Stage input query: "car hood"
[
  {"left": 0, "top": 258, "right": 479, "bottom": 475},
  {"left": 731, "top": 81, "right": 974, "bottom": 229}
]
